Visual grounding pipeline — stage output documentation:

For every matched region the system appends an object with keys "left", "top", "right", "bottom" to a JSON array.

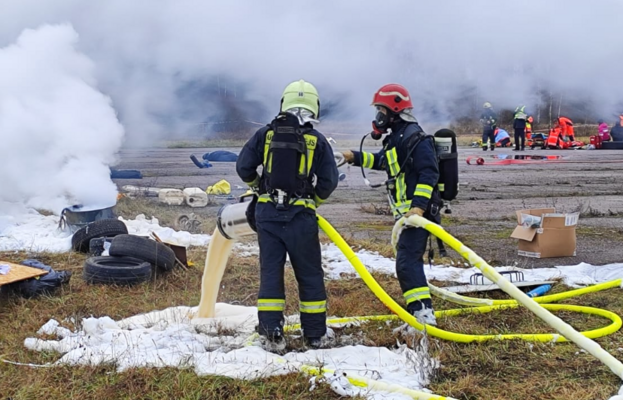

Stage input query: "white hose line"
[{"left": 398, "top": 215, "right": 623, "bottom": 379}]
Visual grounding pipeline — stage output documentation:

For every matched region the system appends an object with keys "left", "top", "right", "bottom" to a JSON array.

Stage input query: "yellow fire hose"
[
  {"left": 227, "top": 211, "right": 621, "bottom": 399},
  {"left": 313, "top": 214, "right": 623, "bottom": 380},
  {"left": 300, "top": 364, "right": 458, "bottom": 400}
]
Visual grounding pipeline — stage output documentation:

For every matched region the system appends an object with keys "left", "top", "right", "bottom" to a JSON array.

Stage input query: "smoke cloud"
[
  {"left": 1, "top": 0, "right": 622, "bottom": 140},
  {"left": 0, "top": 24, "right": 124, "bottom": 214}
]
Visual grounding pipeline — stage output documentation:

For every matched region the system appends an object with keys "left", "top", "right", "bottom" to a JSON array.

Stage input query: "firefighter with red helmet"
[{"left": 341, "top": 84, "right": 440, "bottom": 326}]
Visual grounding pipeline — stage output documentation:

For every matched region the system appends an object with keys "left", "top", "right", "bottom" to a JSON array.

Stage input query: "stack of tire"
[{"left": 72, "top": 219, "right": 176, "bottom": 286}]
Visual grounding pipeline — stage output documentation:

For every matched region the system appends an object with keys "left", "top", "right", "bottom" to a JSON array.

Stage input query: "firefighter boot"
[
  {"left": 413, "top": 307, "right": 437, "bottom": 326},
  {"left": 304, "top": 337, "right": 322, "bottom": 349}
]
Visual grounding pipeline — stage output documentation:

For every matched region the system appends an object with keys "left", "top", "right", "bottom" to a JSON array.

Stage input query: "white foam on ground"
[
  {"left": 25, "top": 304, "right": 435, "bottom": 399},
  {"left": 0, "top": 212, "right": 210, "bottom": 252},
  {"left": 321, "top": 242, "right": 623, "bottom": 288},
  {"left": 0, "top": 210, "right": 73, "bottom": 253},
  {"left": 118, "top": 214, "right": 210, "bottom": 247},
  {"left": 322, "top": 243, "right": 396, "bottom": 278},
  {"left": 3, "top": 210, "right": 622, "bottom": 290},
  {"left": 608, "top": 385, "right": 623, "bottom": 400},
  {"left": 425, "top": 262, "right": 623, "bottom": 287}
]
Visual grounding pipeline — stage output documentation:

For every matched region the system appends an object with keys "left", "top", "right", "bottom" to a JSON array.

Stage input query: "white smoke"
[
  {"left": 0, "top": 24, "right": 124, "bottom": 214},
  {"left": 0, "top": 0, "right": 622, "bottom": 138}
]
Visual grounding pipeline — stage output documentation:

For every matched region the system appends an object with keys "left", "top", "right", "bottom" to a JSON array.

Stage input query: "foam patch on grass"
[{"left": 25, "top": 304, "right": 436, "bottom": 400}]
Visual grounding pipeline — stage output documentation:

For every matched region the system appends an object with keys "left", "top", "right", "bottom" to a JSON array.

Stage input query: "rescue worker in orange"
[
  {"left": 525, "top": 116, "right": 534, "bottom": 140},
  {"left": 557, "top": 116, "right": 575, "bottom": 142},
  {"left": 546, "top": 116, "right": 575, "bottom": 149}
]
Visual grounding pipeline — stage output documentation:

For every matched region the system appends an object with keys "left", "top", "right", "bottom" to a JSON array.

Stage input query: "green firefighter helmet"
[{"left": 280, "top": 79, "right": 320, "bottom": 118}]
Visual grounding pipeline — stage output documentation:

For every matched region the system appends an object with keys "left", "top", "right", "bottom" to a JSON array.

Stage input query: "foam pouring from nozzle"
[
  {"left": 196, "top": 201, "right": 256, "bottom": 318},
  {"left": 216, "top": 201, "right": 255, "bottom": 240}
]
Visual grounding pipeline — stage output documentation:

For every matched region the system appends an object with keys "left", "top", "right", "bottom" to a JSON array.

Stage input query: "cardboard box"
[{"left": 510, "top": 208, "right": 579, "bottom": 258}]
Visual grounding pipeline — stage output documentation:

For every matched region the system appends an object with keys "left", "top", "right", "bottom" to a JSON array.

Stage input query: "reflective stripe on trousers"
[
  {"left": 300, "top": 300, "right": 327, "bottom": 314},
  {"left": 403, "top": 287, "right": 432, "bottom": 305},
  {"left": 258, "top": 298, "right": 286, "bottom": 311}
]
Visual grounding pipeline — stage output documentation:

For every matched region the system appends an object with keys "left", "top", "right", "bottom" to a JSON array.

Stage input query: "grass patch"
[
  {"left": 1, "top": 210, "right": 623, "bottom": 399},
  {"left": 576, "top": 226, "right": 623, "bottom": 238},
  {"left": 352, "top": 220, "right": 394, "bottom": 232},
  {"left": 429, "top": 286, "right": 623, "bottom": 400},
  {"left": 0, "top": 249, "right": 362, "bottom": 399},
  {"left": 491, "top": 228, "right": 515, "bottom": 240},
  {"left": 1, "top": 365, "right": 346, "bottom": 400}
]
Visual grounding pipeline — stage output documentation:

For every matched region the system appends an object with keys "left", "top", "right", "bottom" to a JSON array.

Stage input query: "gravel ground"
[{"left": 113, "top": 145, "right": 623, "bottom": 268}]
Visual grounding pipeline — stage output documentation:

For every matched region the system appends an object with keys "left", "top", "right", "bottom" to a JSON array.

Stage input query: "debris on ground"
[
  {"left": 110, "top": 169, "right": 142, "bottom": 179},
  {"left": 206, "top": 180, "right": 231, "bottom": 195},
  {"left": 5, "top": 259, "right": 71, "bottom": 298}
]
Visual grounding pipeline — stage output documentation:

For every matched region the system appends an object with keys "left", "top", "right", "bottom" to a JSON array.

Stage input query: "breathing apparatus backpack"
[
  {"left": 262, "top": 112, "right": 316, "bottom": 209},
  {"left": 359, "top": 125, "right": 459, "bottom": 204},
  {"left": 433, "top": 129, "right": 459, "bottom": 203}
]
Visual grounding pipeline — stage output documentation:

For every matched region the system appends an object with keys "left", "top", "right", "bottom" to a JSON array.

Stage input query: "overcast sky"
[{"left": 2, "top": 0, "right": 622, "bottom": 140}]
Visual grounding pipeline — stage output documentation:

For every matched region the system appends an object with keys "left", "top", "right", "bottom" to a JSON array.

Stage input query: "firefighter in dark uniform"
[
  {"left": 236, "top": 79, "right": 339, "bottom": 348},
  {"left": 480, "top": 102, "right": 498, "bottom": 151},
  {"left": 513, "top": 105, "right": 528, "bottom": 151},
  {"left": 341, "top": 83, "right": 440, "bottom": 325}
]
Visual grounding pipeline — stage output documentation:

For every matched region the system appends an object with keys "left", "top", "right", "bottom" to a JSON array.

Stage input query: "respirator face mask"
[{"left": 372, "top": 106, "right": 392, "bottom": 140}]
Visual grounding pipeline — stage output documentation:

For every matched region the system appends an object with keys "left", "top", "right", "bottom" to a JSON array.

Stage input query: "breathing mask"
[{"left": 371, "top": 106, "right": 392, "bottom": 140}]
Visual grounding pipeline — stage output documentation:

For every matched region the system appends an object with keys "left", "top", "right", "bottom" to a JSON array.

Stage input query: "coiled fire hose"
[
  {"left": 302, "top": 215, "right": 623, "bottom": 374},
  {"left": 218, "top": 205, "right": 622, "bottom": 398}
]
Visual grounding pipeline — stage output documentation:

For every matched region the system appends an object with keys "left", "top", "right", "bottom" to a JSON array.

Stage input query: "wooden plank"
[
  {"left": 442, "top": 280, "right": 556, "bottom": 294},
  {"left": 0, "top": 261, "right": 48, "bottom": 287}
]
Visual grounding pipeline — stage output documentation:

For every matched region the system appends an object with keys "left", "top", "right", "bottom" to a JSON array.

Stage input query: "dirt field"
[{"left": 114, "top": 145, "right": 623, "bottom": 268}]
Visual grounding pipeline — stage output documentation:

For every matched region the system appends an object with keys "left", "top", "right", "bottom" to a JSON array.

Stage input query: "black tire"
[
  {"left": 83, "top": 256, "right": 152, "bottom": 285},
  {"left": 109, "top": 234, "right": 176, "bottom": 271},
  {"left": 72, "top": 219, "right": 129, "bottom": 253},
  {"left": 88, "top": 237, "right": 115, "bottom": 257}
]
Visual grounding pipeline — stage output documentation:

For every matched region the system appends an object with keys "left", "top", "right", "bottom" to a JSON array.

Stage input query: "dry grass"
[
  {"left": 1, "top": 204, "right": 623, "bottom": 399},
  {"left": 0, "top": 249, "right": 358, "bottom": 400}
]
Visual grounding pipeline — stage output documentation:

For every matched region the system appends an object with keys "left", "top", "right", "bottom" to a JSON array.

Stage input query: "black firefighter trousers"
[
  {"left": 396, "top": 226, "right": 433, "bottom": 312},
  {"left": 482, "top": 128, "right": 496, "bottom": 149},
  {"left": 256, "top": 211, "right": 327, "bottom": 339},
  {"left": 514, "top": 128, "right": 525, "bottom": 150}
]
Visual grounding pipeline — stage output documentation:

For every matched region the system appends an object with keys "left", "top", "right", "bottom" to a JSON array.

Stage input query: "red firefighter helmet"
[{"left": 371, "top": 84, "right": 413, "bottom": 113}]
